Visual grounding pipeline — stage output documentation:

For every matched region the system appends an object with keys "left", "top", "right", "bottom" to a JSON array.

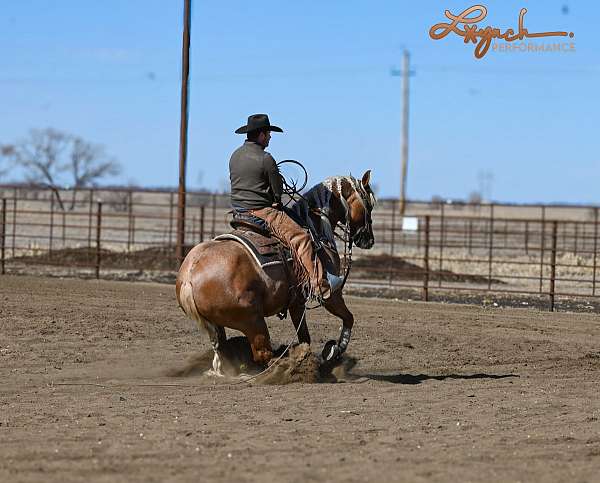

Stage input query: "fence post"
[
  {"left": 49, "top": 195, "right": 55, "bottom": 258},
  {"left": 438, "top": 204, "right": 445, "bottom": 287},
  {"left": 131, "top": 215, "right": 135, "bottom": 249},
  {"left": 422, "top": 216, "right": 430, "bottom": 301},
  {"left": 88, "top": 189, "right": 94, "bottom": 248},
  {"left": 127, "top": 190, "right": 133, "bottom": 251},
  {"left": 525, "top": 220, "right": 529, "bottom": 255},
  {"left": 390, "top": 199, "right": 397, "bottom": 257},
  {"left": 169, "top": 192, "right": 175, "bottom": 247},
  {"left": 11, "top": 190, "right": 17, "bottom": 257},
  {"left": 61, "top": 208, "right": 66, "bottom": 247},
  {"left": 539, "top": 206, "right": 546, "bottom": 294},
  {"left": 549, "top": 221, "right": 558, "bottom": 312},
  {"left": 468, "top": 220, "right": 473, "bottom": 254},
  {"left": 200, "top": 205, "right": 205, "bottom": 243},
  {"left": 593, "top": 208, "right": 598, "bottom": 296},
  {"left": 487, "top": 204, "right": 494, "bottom": 290},
  {"left": 416, "top": 215, "right": 421, "bottom": 250},
  {"left": 211, "top": 193, "right": 217, "bottom": 238},
  {"left": 197, "top": 204, "right": 203, "bottom": 243},
  {"left": 573, "top": 221, "right": 578, "bottom": 256},
  {"left": 95, "top": 202, "right": 102, "bottom": 279},
  {"left": 1, "top": 198, "right": 6, "bottom": 275}
]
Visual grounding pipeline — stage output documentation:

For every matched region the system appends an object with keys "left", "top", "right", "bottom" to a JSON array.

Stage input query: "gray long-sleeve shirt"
[{"left": 229, "top": 141, "right": 283, "bottom": 210}]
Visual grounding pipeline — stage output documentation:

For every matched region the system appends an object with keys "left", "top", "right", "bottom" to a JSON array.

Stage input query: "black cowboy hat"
[{"left": 235, "top": 114, "right": 283, "bottom": 134}]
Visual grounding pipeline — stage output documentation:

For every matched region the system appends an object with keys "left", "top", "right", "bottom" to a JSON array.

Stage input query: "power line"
[{"left": 1, "top": 64, "right": 597, "bottom": 85}]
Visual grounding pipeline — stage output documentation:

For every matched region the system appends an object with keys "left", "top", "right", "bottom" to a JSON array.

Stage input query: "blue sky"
[{"left": 1, "top": 1, "right": 598, "bottom": 203}]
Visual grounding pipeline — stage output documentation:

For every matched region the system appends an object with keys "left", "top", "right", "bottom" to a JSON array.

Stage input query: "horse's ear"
[{"left": 361, "top": 170, "right": 372, "bottom": 189}]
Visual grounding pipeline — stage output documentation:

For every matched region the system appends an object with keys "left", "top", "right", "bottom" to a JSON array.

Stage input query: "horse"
[{"left": 175, "top": 169, "right": 376, "bottom": 374}]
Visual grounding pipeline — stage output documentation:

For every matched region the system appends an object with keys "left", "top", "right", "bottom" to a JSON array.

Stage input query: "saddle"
[{"left": 215, "top": 219, "right": 292, "bottom": 270}]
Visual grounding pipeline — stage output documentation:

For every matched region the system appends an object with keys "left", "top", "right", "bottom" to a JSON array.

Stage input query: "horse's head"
[
  {"left": 347, "top": 170, "right": 377, "bottom": 249},
  {"left": 324, "top": 170, "right": 377, "bottom": 249}
]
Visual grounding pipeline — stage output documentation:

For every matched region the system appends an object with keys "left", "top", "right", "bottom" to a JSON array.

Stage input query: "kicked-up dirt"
[{"left": 1, "top": 275, "right": 599, "bottom": 482}]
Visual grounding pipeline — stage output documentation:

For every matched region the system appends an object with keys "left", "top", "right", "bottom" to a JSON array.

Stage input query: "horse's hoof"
[
  {"left": 254, "top": 350, "right": 273, "bottom": 366},
  {"left": 322, "top": 340, "right": 341, "bottom": 362}
]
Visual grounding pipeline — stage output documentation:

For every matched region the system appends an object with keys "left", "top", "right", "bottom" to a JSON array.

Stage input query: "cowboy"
[{"left": 229, "top": 113, "right": 343, "bottom": 300}]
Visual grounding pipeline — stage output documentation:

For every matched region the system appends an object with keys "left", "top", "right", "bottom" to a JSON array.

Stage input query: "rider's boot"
[{"left": 320, "top": 272, "right": 344, "bottom": 300}]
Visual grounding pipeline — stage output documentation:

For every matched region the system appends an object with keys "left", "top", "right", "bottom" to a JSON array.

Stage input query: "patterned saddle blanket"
[{"left": 214, "top": 229, "right": 292, "bottom": 270}]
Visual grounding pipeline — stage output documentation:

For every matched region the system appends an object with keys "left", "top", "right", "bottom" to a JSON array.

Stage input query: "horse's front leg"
[
  {"left": 242, "top": 317, "right": 273, "bottom": 365},
  {"left": 322, "top": 293, "right": 354, "bottom": 361},
  {"left": 290, "top": 303, "right": 311, "bottom": 345}
]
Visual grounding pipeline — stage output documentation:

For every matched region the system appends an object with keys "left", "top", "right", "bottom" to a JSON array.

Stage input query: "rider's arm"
[{"left": 264, "top": 153, "right": 284, "bottom": 207}]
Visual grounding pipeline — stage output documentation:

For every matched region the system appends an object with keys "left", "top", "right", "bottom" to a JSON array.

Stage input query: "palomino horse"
[{"left": 176, "top": 170, "right": 376, "bottom": 373}]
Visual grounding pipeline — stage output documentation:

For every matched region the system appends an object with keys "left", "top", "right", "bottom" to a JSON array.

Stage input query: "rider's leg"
[{"left": 249, "top": 207, "right": 327, "bottom": 296}]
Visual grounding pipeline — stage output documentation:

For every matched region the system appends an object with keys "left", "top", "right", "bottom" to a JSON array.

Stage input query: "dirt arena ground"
[{"left": 1, "top": 275, "right": 599, "bottom": 482}]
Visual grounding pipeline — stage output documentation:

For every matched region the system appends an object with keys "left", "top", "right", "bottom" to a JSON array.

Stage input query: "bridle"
[
  {"left": 276, "top": 163, "right": 375, "bottom": 293},
  {"left": 323, "top": 178, "right": 375, "bottom": 288}
]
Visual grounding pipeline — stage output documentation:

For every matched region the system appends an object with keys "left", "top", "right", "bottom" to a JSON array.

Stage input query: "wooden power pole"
[
  {"left": 176, "top": 0, "right": 192, "bottom": 267},
  {"left": 399, "top": 50, "right": 410, "bottom": 218}
]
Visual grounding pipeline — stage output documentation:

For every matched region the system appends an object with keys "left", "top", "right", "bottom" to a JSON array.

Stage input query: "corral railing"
[{"left": 1, "top": 185, "right": 599, "bottom": 311}]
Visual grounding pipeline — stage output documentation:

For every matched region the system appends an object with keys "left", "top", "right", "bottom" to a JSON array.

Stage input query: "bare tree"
[
  {"left": 0, "top": 129, "right": 69, "bottom": 208},
  {"left": 1, "top": 129, "right": 121, "bottom": 210},
  {"left": 0, "top": 145, "right": 13, "bottom": 180},
  {"left": 468, "top": 191, "right": 483, "bottom": 205},
  {"left": 68, "top": 136, "right": 120, "bottom": 209}
]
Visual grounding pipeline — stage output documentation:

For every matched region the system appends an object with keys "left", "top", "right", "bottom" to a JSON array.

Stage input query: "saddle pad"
[{"left": 214, "top": 230, "right": 291, "bottom": 269}]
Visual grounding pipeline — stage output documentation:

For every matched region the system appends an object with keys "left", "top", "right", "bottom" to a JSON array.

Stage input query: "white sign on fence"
[{"left": 402, "top": 216, "right": 419, "bottom": 231}]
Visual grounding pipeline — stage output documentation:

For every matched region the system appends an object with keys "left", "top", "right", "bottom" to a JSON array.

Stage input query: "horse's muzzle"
[{"left": 354, "top": 232, "right": 375, "bottom": 249}]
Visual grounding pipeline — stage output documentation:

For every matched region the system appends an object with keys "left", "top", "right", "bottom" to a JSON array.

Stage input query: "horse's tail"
[
  {"left": 178, "top": 278, "right": 203, "bottom": 323},
  {"left": 177, "top": 253, "right": 221, "bottom": 343},
  {"left": 178, "top": 268, "right": 226, "bottom": 376}
]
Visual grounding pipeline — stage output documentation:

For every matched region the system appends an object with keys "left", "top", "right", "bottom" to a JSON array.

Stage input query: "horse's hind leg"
[
  {"left": 241, "top": 317, "right": 273, "bottom": 365},
  {"left": 177, "top": 278, "right": 227, "bottom": 375},
  {"left": 197, "top": 318, "right": 227, "bottom": 375}
]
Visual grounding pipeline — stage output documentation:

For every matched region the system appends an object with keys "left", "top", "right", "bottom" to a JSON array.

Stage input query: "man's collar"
[{"left": 244, "top": 140, "right": 265, "bottom": 150}]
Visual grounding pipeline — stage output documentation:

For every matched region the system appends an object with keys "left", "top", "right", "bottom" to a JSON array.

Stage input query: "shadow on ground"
[{"left": 362, "top": 372, "right": 519, "bottom": 384}]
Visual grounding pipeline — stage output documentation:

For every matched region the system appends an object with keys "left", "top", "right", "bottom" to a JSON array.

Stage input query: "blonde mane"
[{"left": 322, "top": 175, "right": 377, "bottom": 209}]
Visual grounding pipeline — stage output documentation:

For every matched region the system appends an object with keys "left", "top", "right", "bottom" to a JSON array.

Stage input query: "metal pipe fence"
[{"left": 1, "top": 186, "right": 599, "bottom": 311}]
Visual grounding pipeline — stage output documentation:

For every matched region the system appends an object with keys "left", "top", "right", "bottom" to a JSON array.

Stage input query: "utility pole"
[
  {"left": 391, "top": 50, "right": 413, "bottom": 218},
  {"left": 400, "top": 50, "right": 410, "bottom": 218},
  {"left": 176, "top": 0, "right": 192, "bottom": 267}
]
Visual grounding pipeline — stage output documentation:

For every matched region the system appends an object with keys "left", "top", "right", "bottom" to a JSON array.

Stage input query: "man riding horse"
[
  {"left": 176, "top": 114, "right": 376, "bottom": 370},
  {"left": 229, "top": 113, "right": 344, "bottom": 301}
]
